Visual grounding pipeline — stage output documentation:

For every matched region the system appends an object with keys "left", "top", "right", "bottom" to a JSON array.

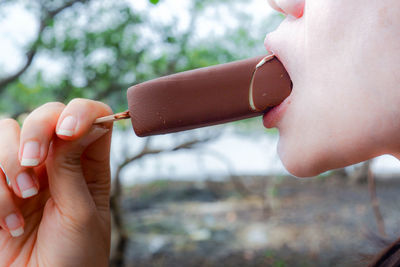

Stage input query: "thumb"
[{"left": 45, "top": 125, "right": 110, "bottom": 218}]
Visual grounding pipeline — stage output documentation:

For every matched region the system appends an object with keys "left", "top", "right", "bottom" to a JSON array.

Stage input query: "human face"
[{"left": 265, "top": 0, "right": 400, "bottom": 177}]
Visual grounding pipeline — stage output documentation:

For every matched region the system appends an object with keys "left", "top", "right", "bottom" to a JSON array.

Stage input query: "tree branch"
[
  {"left": 368, "top": 166, "right": 387, "bottom": 238},
  {"left": 109, "top": 135, "right": 213, "bottom": 266},
  {"left": 118, "top": 137, "right": 212, "bottom": 170},
  {"left": 0, "top": 0, "right": 88, "bottom": 92},
  {"left": 46, "top": 0, "right": 86, "bottom": 18},
  {"left": 200, "top": 149, "right": 253, "bottom": 196},
  {"left": 0, "top": 34, "right": 40, "bottom": 91}
]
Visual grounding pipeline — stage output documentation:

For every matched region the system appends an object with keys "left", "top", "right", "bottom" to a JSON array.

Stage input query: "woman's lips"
[
  {"left": 263, "top": 90, "right": 292, "bottom": 129},
  {"left": 263, "top": 33, "right": 292, "bottom": 129},
  {"left": 264, "top": 34, "right": 274, "bottom": 55}
]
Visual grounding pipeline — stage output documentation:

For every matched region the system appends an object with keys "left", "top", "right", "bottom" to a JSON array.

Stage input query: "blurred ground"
[{"left": 111, "top": 175, "right": 400, "bottom": 267}]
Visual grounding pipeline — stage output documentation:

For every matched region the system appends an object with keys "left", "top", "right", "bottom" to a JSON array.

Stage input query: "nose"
[{"left": 267, "top": 0, "right": 305, "bottom": 18}]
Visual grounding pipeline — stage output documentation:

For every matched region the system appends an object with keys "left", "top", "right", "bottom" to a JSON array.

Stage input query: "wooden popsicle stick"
[{"left": 93, "top": 110, "right": 131, "bottom": 124}]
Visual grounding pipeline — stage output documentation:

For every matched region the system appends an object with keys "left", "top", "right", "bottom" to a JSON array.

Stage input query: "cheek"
[
  {"left": 275, "top": 86, "right": 372, "bottom": 177},
  {"left": 276, "top": 92, "right": 396, "bottom": 178},
  {"left": 277, "top": 124, "right": 366, "bottom": 178}
]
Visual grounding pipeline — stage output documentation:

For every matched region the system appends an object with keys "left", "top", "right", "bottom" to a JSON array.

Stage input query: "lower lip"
[{"left": 263, "top": 95, "right": 291, "bottom": 129}]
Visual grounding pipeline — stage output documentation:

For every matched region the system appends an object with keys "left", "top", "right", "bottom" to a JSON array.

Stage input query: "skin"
[
  {"left": 1, "top": 0, "right": 399, "bottom": 265},
  {"left": 265, "top": 0, "right": 400, "bottom": 177},
  {"left": 0, "top": 99, "right": 113, "bottom": 266}
]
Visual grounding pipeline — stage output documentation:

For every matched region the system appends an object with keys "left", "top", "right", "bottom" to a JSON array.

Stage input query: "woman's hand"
[{"left": 0, "top": 99, "right": 113, "bottom": 266}]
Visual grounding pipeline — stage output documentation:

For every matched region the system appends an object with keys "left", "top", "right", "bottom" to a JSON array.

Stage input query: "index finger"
[
  {"left": 56, "top": 98, "right": 113, "bottom": 140},
  {"left": 19, "top": 102, "right": 65, "bottom": 167}
]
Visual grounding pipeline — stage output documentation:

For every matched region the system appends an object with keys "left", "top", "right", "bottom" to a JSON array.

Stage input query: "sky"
[{"left": 0, "top": 0, "right": 275, "bottom": 75}]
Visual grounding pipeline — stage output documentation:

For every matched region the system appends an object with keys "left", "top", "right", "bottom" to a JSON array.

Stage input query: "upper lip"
[
  {"left": 264, "top": 34, "right": 274, "bottom": 56},
  {"left": 264, "top": 32, "right": 294, "bottom": 93},
  {"left": 264, "top": 30, "right": 291, "bottom": 81},
  {"left": 264, "top": 33, "right": 284, "bottom": 68}
]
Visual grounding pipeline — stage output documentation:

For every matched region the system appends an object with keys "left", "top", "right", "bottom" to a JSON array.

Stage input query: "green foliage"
[{"left": 0, "top": 0, "right": 283, "bottom": 119}]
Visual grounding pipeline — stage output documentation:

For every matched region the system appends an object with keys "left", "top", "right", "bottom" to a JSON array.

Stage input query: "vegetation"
[{"left": 0, "top": 0, "right": 282, "bottom": 119}]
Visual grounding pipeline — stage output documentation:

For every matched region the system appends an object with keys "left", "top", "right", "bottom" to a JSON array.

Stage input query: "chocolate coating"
[{"left": 127, "top": 55, "right": 291, "bottom": 137}]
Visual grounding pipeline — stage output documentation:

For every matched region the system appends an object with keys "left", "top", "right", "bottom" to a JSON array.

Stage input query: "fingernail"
[
  {"left": 57, "top": 116, "right": 77, "bottom": 137},
  {"left": 21, "top": 141, "right": 40, "bottom": 167},
  {"left": 17, "top": 172, "right": 38, "bottom": 198},
  {"left": 0, "top": 164, "right": 10, "bottom": 186},
  {"left": 80, "top": 125, "right": 110, "bottom": 147},
  {"left": 5, "top": 213, "right": 24, "bottom": 237}
]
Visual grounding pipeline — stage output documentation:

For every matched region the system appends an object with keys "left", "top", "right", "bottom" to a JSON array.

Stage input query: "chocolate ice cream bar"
[
  {"left": 128, "top": 55, "right": 291, "bottom": 136},
  {"left": 94, "top": 55, "right": 292, "bottom": 136}
]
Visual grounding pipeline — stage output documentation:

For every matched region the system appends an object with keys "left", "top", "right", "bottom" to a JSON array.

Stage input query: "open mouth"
[
  {"left": 257, "top": 52, "right": 293, "bottom": 129},
  {"left": 248, "top": 54, "right": 276, "bottom": 112},
  {"left": 248, "top": 54, "right": 292, "bottom": 115}
]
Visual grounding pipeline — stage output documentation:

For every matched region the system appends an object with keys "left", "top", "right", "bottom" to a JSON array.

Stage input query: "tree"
[{"left": 0, "top": 0, "right": 281, "bottom": 119}]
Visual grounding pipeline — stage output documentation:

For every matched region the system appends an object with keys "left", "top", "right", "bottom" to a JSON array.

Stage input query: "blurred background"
[{"left": 1, "top": 0, "right": 400, "bottom": 266}]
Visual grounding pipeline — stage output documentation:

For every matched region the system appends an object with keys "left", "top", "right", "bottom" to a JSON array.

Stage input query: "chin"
[
  {"left": 280, "top": 157, "right": 326, "bottom": 178},
  {"left": 278, "top": 138, "right": 382, "bottom": 178},
  {"left": 277, "top": 139, "right": 334, "bottom": 178}
]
